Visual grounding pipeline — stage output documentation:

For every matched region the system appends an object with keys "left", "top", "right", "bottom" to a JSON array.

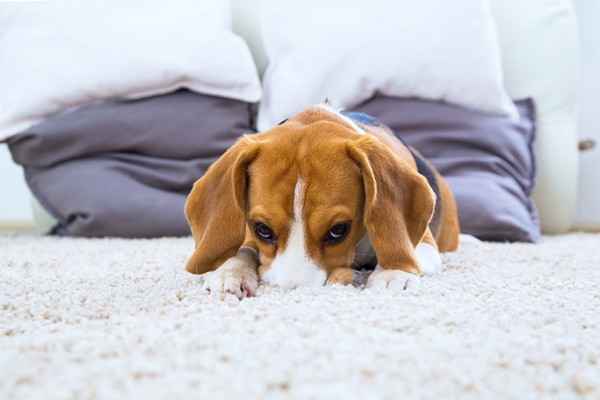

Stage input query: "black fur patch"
[{"left": 411, "top": 151, "right": 442, "bottom": 236}]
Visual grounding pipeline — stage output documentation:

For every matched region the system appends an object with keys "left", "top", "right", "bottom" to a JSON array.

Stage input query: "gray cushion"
[
  {"left": 7, "top": 91, "right": 538, "bottom": 242},
  {"left": 351, "top": 96, "right": 539, "bottom": 242},
  {"left": 6, "top": 90, "right": 253, "bottom": 237}
]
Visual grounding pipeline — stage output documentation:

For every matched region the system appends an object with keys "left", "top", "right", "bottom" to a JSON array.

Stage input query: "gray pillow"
[
  {"left": 7, "top": 90, "right": 538, "bottom": 242},
  {"left": 351, "top": 96, "right": 539, "bottom": 242},
  {"left": 6, "top": 90, "right": 254, "bottom": 237}
]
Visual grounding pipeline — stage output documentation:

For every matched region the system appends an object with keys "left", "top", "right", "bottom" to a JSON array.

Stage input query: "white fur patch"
[
  {"left": 315, "top": 102, "right": 367, "bottom": 135},
  {"left": 260, "top": 178, "right": 327, "bottom": 289},
  {"left": 415, "top": 242, "right": 442, "bottom": 275}
]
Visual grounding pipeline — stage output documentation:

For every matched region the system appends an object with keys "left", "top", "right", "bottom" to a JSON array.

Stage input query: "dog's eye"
[
  {"left": 254, "top": 222, "right": 275, "bottom": 243},
  {"left": 324, "top": 223, "right": 349, "bottom": 245}
]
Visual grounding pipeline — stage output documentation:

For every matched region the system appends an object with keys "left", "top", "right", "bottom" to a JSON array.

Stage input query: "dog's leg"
[
  {"left": 202, "top": 247, "right": 260, "bottom": 299},
  {"left": 415, "top": 228, "right": 442, "bottom": 275},
  {"left": 325, "top": 267, "right": 356, "bottom": 286},
  {"left": 415, "top": 243, "right": 442, "bottom": 275}
]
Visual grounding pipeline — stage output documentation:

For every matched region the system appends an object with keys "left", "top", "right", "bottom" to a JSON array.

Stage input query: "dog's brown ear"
[
  {"left": 346, "top": 136, "right": 435, "bottom": 275},
  {"left": 184, "top": 136, "right": 259, "bottom": 275}
]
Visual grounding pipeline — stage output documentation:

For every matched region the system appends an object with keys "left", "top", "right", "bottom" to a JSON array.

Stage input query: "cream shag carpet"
[{"left": 1, "top": 232, "right": 599, "bottom": 399}]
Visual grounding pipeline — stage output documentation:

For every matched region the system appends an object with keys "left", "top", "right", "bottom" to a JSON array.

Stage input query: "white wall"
[
  {"left": 0, "top": 145, "right": 34, "bottom": 222},
  {"left": 0, "top": 3, "right": 34, "bottom": 224},
  {"left": 571, "top": 0, "right": 600, "bottom": 229}
]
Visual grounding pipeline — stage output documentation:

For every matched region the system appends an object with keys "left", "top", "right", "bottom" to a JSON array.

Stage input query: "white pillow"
[
  {"left": 257, "top": 0, "right": 518, "bottom": 131},
  {"left": 0, "top": 0, "right": 262, "bottom": 140}
]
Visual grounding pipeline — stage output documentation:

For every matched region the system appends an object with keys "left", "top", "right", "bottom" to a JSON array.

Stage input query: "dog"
[{"left": 184, "top": 100, "right": 460, "bottom": 298}]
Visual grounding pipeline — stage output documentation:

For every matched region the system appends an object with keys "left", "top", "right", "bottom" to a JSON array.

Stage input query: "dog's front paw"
[
  {"left": 325, "top": 267, "right": 356, "bottom": 286},
  {"left": 365, "top": 266, "right": 421, "bottom": 291},
  {"left": 202, "top": 258, "right": 259, "bottom": 299}
]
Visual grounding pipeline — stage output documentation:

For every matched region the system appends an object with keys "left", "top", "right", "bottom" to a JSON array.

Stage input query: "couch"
[{"left": 0, "top": 0, "right": 579, "bottom": 241}]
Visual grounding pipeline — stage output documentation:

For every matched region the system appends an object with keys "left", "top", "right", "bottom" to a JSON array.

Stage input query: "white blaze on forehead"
[
  {"left": 260, "top": 178, "right": 326, "bottom": 289},
  {"left": 315, "top": 102, "right": 367, "bottom": 135}
]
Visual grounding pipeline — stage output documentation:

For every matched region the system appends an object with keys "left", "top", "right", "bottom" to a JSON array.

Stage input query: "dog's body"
[{"left": 185, "top": 101, "right": 459, "bottom": 298}]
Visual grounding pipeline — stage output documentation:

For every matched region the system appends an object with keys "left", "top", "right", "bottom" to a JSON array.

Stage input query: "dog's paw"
[
  {"left": 325, "top": 267, "right": 356, "bottom": 286},
  {"left": 202, "top": 258, "right": 259, "bottom": 299},
  {"left": 415, "top": 243, "right": 442, "bottom": 275},
  {"left": 365, "top": 265, "right": 421, "bottom": 291}
]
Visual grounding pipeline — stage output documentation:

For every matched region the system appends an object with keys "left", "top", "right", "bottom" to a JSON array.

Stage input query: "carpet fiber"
[{"left": 1, "top": 232, "right": 599, "bottom": 399}]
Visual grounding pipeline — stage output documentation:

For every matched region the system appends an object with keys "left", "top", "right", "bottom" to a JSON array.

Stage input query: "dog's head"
[{"left": 184, "top": 103, "right": 435, "bottom": 288}]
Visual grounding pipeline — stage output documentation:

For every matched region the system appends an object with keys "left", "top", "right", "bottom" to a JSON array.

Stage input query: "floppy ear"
[
  {"left": 346, "top": 136, "right": 435, "bottom": 274},
  {"left": 184, "top": 136, "right": 259, "bottom": 274}
]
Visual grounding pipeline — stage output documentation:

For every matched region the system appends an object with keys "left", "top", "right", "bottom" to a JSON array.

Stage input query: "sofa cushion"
[
  {"left": 0, "top": 0, "right": 261, "bottom": 140},
  {"left": 257, "top": 0, "right": 517, "bottom": 130},
  {"left": 351, "top": 96, "right": 539, "bottom": 242},
  {"left": 7, "top": 91, "right": 254, "bottom": 237}
]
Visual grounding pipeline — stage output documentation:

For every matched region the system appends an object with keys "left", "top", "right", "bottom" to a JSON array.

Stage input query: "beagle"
[{"left": 184, "top": 101, "right": 459, "bottom": 298}]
